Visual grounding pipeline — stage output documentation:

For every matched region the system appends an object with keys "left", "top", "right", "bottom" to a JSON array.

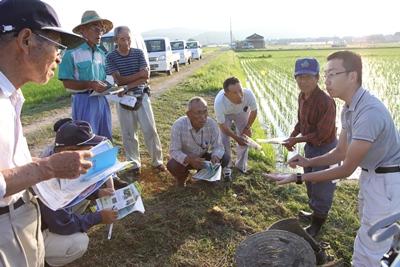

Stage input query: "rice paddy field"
[{"left": 237, "top": 47, "right": 400, "bottom": 165}]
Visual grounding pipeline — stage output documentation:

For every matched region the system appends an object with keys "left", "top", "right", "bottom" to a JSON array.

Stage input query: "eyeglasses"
[
  {"left": 190, "top": 110, "right": 208, "bottom": 116},
  {"left": 34, "top": 32, "right": 67, "bottom": 58},
  {"left": 324, "top": 70, "right": 353, "bottom": 80},
  {"left": 87, "top": 26, "right": 107, "bottom": 33}
]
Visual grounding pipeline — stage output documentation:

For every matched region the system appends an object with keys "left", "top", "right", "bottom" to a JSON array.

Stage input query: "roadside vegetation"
[{"left": 23, "top": 48, "right": 362, "bottom": 266}]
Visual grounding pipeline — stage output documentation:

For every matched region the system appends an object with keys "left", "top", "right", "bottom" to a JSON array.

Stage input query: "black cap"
[
  {"left": 0, "top": 0, "right": 86, "bottom": 49},
  {"left": 55, "top": 120, "right": 107, "bottom": 147},
  {"left": 53, "top": 118, "right": 73, "bottom": 132}
]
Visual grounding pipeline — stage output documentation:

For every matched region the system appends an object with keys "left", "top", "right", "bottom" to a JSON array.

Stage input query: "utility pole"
[{"left": 230, "top": 18, "right": 233, "bottom": 48}]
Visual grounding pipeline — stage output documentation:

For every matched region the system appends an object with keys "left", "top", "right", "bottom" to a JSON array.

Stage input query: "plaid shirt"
[
  {"left": 169, "top": 116, "right": 225, "bottom": 165},
  {"left": 293, "top": 86, "right": 337, "bottom": 146}
]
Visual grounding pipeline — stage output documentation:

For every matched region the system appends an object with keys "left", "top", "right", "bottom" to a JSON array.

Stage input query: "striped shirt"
[
  {"left": 294, "top": 86, "right": 336, "bottom": 146},
  {"left": 169, "top": 116, "right": 225, "bottom": 165},
  {"left": 106, "top": 48, "right": 148, "bottom": 90}
]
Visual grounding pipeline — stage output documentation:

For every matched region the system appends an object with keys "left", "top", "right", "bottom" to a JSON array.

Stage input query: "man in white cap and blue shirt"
[
  {"left": 58, "top": 11, "right": 129, "bottom": 189},
  {"left": 282, "top": 58, "right": 338, "bottom": 237},
  {"left": 0, "top": 0, "right": 91, "bottom": 266}
]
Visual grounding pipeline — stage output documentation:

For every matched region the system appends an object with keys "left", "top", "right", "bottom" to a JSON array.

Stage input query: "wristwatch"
[{"left": 296, "top": 173, "right": 303, "bottom": 184}]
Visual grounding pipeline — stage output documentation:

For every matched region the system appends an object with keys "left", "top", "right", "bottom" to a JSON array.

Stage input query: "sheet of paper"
[
  {"left": 63, "top": 176, "right": 109, "bottom": 209},
  {"left": 194, "top": 162, "right": 221, "bottom": 182},
  {"left": 94, "top": 182, "right": 145, "bottom": 220},
  {"left": 256, "top": 137, "right": 289, "bottom": 145},
  {"left": 90, "top": 85, "right": 125, "bottom": 96},
  {"left": 34, "top": 160, "right": 131, "bottom": 211},
  {"left": 33, "top": 141, "right": 132, "bottom": 211},
  {"left": 105, "top": 94, "right": 137, "bottom": 107}
]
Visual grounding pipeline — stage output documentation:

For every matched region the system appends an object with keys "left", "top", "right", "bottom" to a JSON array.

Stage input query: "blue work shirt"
[
  {"left": 58, "top": 42, "right": 113, "bottom": 141},
  {"left": 58, "top": 43, "right": 107, "bottom": 84}
]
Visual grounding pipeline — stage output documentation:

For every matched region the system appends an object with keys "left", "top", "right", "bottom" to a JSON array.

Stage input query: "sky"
[{"left": 45, "top": 0, "right": 399, "bottom": 39}]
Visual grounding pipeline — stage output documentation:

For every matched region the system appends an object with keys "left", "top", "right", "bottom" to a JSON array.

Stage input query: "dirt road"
[{"left": 24, "top": 48, "right": 226, "bottom": 156}]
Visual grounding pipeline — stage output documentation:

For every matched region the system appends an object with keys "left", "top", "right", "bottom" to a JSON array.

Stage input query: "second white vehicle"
[
  {"left": 187, "top": 41, "right": 202, "bottom": 60},
  {"left": 170, "top": 39, "right": 192, "bottom": 65},
  {"left": 144, "top": 37, "right": 180, "bottom": 75}
]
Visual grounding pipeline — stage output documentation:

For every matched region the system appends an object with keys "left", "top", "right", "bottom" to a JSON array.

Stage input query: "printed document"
[{"left": 32, "top": 141, "right": 132, "bottom": 211}]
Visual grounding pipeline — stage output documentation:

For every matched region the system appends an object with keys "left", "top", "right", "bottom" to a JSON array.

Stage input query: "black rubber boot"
[
  {"left": 299, "top": 210, "right": 313, "bottom": 221},
  {"left": 305, "top": 214, "right": 327, "bottom": 237}
]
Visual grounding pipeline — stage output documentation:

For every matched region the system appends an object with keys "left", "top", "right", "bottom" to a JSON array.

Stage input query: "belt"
[
  {"left": 0, "top": 198, "right": 25, "bottom": 215},
  {"left": 76, "top": 90, "right": 93, "bottom": 94},
  {"left": 361, "top": 166, "right": 400, "bottom": 173}
]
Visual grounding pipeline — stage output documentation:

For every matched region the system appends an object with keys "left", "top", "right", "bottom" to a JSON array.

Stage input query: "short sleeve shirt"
[
  {"left": 341, "top": 87, "right": 400, "bottom": 169},
  {"left": 58, "top": 43, "right": 106, "bottom": 89},
  {"left": 106, "top": 48, "right": 148, "bottom": 90},
  {"left": 214, "top": 88, "right": 258, "bottom": 124}
]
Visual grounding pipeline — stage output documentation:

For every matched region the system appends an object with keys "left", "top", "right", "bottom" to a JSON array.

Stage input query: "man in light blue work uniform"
[
  {"left": 58, "top": 11, "right": 128, "bottom": 189},
  {"left": 58, "top": 10, "right": 113, "bottom": 141}
]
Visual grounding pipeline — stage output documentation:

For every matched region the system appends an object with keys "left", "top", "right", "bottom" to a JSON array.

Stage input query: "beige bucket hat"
[{"left": 72, "top": 10, "right": 113, "bottom": 35}]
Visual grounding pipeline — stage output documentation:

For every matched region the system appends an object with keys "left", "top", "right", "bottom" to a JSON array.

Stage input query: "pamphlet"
[
  {"left": 63, "top": 176, "right": 110, "bottom": 209},
  {"left": 242, "top": 134, "right": 263, "bottom": 150},
  {"left": 93, "top": 182, "right": 145, "bottom": 220},
  {"left": 194, "top": 161, "right": 221, "bottom": 182},
  {"left": 32, "top": 141, "right": 132, "bottom": 211},
  {"left": 90, "top": 84, "right": 125, "bottom": 96}
]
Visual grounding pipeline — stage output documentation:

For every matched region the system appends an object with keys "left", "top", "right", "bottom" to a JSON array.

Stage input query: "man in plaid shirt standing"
[{"left": 283, "top": 58, "right": 338, "bottom": 237}]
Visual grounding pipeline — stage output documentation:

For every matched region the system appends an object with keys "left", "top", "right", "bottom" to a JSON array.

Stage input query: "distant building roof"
[{"left": 245, "top": 33, "right": 264, "bottom": 40}]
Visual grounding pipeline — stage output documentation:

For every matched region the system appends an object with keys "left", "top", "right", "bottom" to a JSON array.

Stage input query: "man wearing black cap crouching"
[
  {"left": 39, "top": 119, "right": 119, "bottom": 267},
  {"left": 0, "top": 0, "right": 88, "bottom": 266}
]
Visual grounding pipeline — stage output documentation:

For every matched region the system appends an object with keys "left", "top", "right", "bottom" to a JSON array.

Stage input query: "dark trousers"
[
  {"left": 303, "top": 139, "right": 338, "bottom": 216},
  {"left": 167, "top": 152, "right": 230, "bottom": 179}
]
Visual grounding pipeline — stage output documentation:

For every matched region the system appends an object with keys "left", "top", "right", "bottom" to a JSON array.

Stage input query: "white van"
[
  {"left": 144, "top": 37, "right": 180, "bottom": 75},
  {"left": 170, "top": 39, "right": 192, "bottom": 65},
  {"left": 186, "top": 41, "right": 202, "bottom": 60}
]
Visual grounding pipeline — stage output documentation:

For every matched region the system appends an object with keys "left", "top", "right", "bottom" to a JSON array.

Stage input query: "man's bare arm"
[
  {"left": 112, "top": 67, "right": 149, "bottom": 87},
  {"left": 2, "top": 151, "right": 93, "bottom": 197},
  {"left": 218, "top": 123, "right": 247, "bottom": 146}
]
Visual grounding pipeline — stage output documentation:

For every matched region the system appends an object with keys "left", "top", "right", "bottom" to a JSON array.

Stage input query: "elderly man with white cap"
[
  {"left": 0, "top": 0, "right": 93, "bottom": 266},
  {"left": 58, "top": 11, "right": 129, "bottom": 189}
]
